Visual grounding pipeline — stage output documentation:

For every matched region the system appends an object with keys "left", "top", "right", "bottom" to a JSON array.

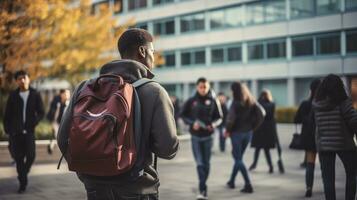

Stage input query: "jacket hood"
[
  {"left": 312, "top": 98, "right": 337, "bottom": 111},
  {"left": 99, "top": 59, "right": 155, "bottom": 82}
]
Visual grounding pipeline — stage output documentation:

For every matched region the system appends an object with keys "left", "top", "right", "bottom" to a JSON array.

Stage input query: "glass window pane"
[
  {"left": 194, "top": 50, "right": 205, "bottom": 64},
  {"left": 248, "top": 43, "right": 264, "bottom": 60},
  {"left": 246, "top": 3, "right": 265, "bottom": 25},
  {"left": 267, "top": 40, "right": 286, "bottom": 59},
  {"left": 128, "top": 0, "right": 136, "bottom": 10},
  {"left": 180, "top": 16, "right": 190, "bottom": 33},
  {"left": 192, "top": 14, "right": 205, "bottom": 31},
  {"left": 210, "top": 10, "right": 225, "bottom": 29},
  {"left": 153, "top": 23, "right": 161, "bottom": 35},
  {"left": 290, "top": 0, "right": 315, "bottom": 18},
  {"left": 347, "top": 31, "right": 357, "bottom": 53},
  {"left": 211, "top": 48, "right": 224, "bottom": 63},
  {"left": 153, "top": 0, "right": 162, "bottom": 5},
  {"left": 138, "top": 0, "right": 147, "bottom": 8},
  {"left": 265, "top": 0, "right": 286, "bottom": 23},
  {"left": 165, "top": 20, "right": 175, "bottom": 35},
  {"left": 164, "top": 54, "right": 175, "bottom": 67},
  {"left": 346, "top": 0, "right": 357, "bottom": 10},
  {"left": 225, "top": 6, "right": 243, "bottom": 27},
  {"left": 292, "top": 37, "right": 314, "bottom": 57},
  {"left": 138, "top": 23, "right": 148, "bottom": 30},
  {"left": 316, "top": 0, "right": 340, "bottom": 15},
  {"left": 316, "top": 34, "right": 340, "bottom": 55},
  {"left": 227, "top": 46, "right": 242, "bottom": 61},
  {"left": 181, "top": 52, "right": 191, "bottom": 65}
]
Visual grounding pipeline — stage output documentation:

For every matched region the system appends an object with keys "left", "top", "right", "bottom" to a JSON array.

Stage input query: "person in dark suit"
[
  {"left": 3, "top": 70, "right": 44, "bottom": 193},
  {"left": 249, "top": 89, "right": 277, "bottom": 174}
]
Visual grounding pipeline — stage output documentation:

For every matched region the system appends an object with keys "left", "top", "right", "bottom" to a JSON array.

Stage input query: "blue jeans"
[
  {"left": 191, "top": 135, "right": 213, "bottom": 192},
  {"left": 319, "top": 151, "right": 357, "bottom": 200},
  {"left": 229, "top": 131, "right": 252, "bottom": 186},
  {"left": 218, "top": 127, "right": 226, "bottom": 152}
]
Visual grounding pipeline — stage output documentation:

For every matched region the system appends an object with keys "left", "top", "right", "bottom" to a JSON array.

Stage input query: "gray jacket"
[
  {"left": 313, "top": 98, "right": 357, "bottom": 152},
  {"left": 57, "top": 59, "right": 179, "bottom": 194}
]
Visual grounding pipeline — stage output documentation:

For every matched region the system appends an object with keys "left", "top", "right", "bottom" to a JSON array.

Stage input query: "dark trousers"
[
  {"left": 319, "top": 151, "right": 357, "bottom": 200},
  {"left": 229, "top": 131, "right": 252, "bottom": 186},
  {"left": 218, "top": 127, "right": 226, "bottom": 152},
  {"left": 10, "top": 133, "right": 36, "bottom": 187},
  {"left": 191, "top": 135, "right": 213, "bottom": 193},
  {"left": 83, "top": 184, "right": 158, "bottom": 200},
  {"left": 251, "top": 148, "right": 273, "bottom": 169}
]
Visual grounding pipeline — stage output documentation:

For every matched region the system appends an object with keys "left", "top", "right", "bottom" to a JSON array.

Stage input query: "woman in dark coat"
[
  {"left": 294, "top": 79, "right": 321, "bottom": 197},
  {"left": 249, "top": 89, "right": 277, "bottom": 173}
]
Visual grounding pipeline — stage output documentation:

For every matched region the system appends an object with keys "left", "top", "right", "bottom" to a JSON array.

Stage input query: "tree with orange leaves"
[{"left": 0, "top": 0, "right": 129, "bottom": 90}]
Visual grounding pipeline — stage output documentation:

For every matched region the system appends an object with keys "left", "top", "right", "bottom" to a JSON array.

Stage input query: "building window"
[
  {"left": 316, "top": 33, "right": 340, "bottom": 55},
  {"left": 128, "top": 0, "right": 147, "bottom": 10},
  {"left": 225, "top": 6, "right": 243, "bottom": 27},
  {"left": 346, "top": 30, "right": 357, "bottom": 54},
  {"left": 316, "top": 0, "right": 340, "bottom": 15},
  {"left": 246, "top": 2, "right": 265, "bottom": 25},
  {"left": 264, "top": 0, "right": 286, "bottom": 23},
  {"left": 248, "top": 43, "right": 264, "bottom": 60},
  {"left": 114, "top": 0, "right": 123, "bottom": 14},
  {"left": 246, "top": 0, "right": 285, "bottom": 25},
  {"left": 153, "top": 0, "right": 175, "bottom": 6},
  {"left": 290, "top": 0, "right": 315, "bottom": 18},
  {"left": 153, "top": 19, "right": 175, "bottom": 36},
  {"left": 267, "top": 40, "right": 286, "bottom": 59},
  {"left": 181, "top": 52, "right": 191, "bottom": 66},
  {"left": 181, "top": 49, "right": 205, "bottom": 66},
  {"left": 180, "top": 13, "right": 205, "bottom": 33},
  {"left": 211, "top": 48, "right": 224, "bottom": 63},
  {"left": 227, "top": 46, "right": 242, "bottom": 62},
  {"left": 346, "top": 0, "right": 357, "bottom": 11},
  {"left": 163, "top": 52, "right": 176, "bottom": 67},
  {"left": 210, "top": 10, "right": 225, "bottom": 29},
  {"left": 292, "top": 37, "right": 314, "bottom": 57}
]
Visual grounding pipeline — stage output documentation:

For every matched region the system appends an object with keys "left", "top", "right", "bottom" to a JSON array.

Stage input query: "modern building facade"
[{"left": 93, "top": 0, "right": 357, "bottom": 107}]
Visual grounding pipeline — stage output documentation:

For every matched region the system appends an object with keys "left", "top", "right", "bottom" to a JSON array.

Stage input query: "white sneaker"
[{"left": 196, "top": 193, "right": 208, "bottom": 200}]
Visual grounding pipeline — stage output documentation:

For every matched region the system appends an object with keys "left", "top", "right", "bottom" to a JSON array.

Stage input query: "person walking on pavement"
[
  {"left": 294, "top": 79, "right": 321, "bottom": 197},
  {"left": 57, "top": 28, "right": 179, "bottom": 200},
  {"left": 46, "top": 89, "right": 70, "bottom": 154},
  {"left": 3, "top": 70, "right": 45, "bottom": 193},
  {"left": 225, "top": 81, "right": 265, "bottom": 194},
  {"left": 249, "top": 89, "right": 277, "bottom": 174},
  {"left": 181, "top": 77, "right": 223, "bottom": 200},
  {"left": 313, "top": 74, "right": 357, "bottom": 200},
  {"left": 217, "top": 92, "right": 228, "bottom": 152}
]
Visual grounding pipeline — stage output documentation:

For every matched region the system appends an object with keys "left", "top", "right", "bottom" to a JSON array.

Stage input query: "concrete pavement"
[{"left": 0, "top": 124, "right": 347, "bottom": 199}]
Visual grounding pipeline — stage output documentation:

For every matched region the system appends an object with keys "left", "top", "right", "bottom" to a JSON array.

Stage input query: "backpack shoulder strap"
[
  {"left": 132, "top": 78, "right": 155, "bottom": 88},
  {"left": 132, "top": 78, "right": 159, "bottom": 171}
]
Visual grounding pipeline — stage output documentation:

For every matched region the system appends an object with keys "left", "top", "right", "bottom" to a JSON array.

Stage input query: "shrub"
[
  {"left": 0, "top": 121, "right": 53, "bottom": 141},
  {"left": 275, "top": 107, "right": 298, "bottom": 123}
]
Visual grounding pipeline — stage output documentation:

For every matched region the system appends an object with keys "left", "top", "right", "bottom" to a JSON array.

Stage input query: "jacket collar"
[{"left": 99, "top": 59, "right": 155, "bottom": 83}]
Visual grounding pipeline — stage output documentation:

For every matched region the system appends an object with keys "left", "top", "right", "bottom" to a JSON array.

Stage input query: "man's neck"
[{"left": 19, "top": 88, "right": 29, "bottom": 92}]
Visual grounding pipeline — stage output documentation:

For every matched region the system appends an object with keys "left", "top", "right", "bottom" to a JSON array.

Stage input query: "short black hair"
[
  {"left": 196, "top": 77, "right": 208, "bottom": 85},
  {"left": 14, "top": 70, "right": 28, "bottom": 80},
  {"left": 59, "top": 89, "right": 67, "bottom": 94},
  {"left": 117, "top": 28, "right": 153, "bottom": 57}
]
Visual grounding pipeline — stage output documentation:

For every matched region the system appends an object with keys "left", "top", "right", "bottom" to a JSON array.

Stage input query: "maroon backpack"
[{"left": 61, "top": 74, "right": 153, "bottom": 177}]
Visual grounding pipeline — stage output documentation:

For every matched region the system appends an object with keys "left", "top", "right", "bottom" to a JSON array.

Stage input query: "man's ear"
[{"left": 138, "top": 46, "right": 146, "bottom": 58}]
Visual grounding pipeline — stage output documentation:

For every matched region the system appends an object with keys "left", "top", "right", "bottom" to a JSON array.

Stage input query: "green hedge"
[
  {"left": 0, "top": 121, "right": 53, "bottom": 141},
  {"left": 275, "top": 107, "right": 297, "bottom": 123}
]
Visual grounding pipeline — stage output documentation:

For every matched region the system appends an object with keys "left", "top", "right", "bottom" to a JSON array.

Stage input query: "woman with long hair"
[
  {"left": 313, "top": 74, "right": 357, "bottom": 200},
  {"left": 294, "top": 79, "right": 321, "bottom": 197},
  {"left": 249, "top": 89, "right": 277, "bottom": 174},
  {"left": 225, "top": 82, "right": 265, "bottom": 193}
]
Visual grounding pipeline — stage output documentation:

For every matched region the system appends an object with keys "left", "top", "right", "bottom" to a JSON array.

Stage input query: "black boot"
[{"left": 240, "top": 184, "right": 253, "bottom": 193}]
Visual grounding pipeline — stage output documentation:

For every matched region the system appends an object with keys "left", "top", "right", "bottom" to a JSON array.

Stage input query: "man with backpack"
[
  {"left": 181, "top": 77, "right": 223, "bottom": 200},
  {"left": 57, "top": 28, "right": 179, "bottom": 200}
]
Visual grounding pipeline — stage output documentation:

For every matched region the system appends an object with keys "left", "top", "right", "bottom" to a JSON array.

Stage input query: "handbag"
[{"left": 289, "top": 124, "right": 303, "bottom": 150}]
